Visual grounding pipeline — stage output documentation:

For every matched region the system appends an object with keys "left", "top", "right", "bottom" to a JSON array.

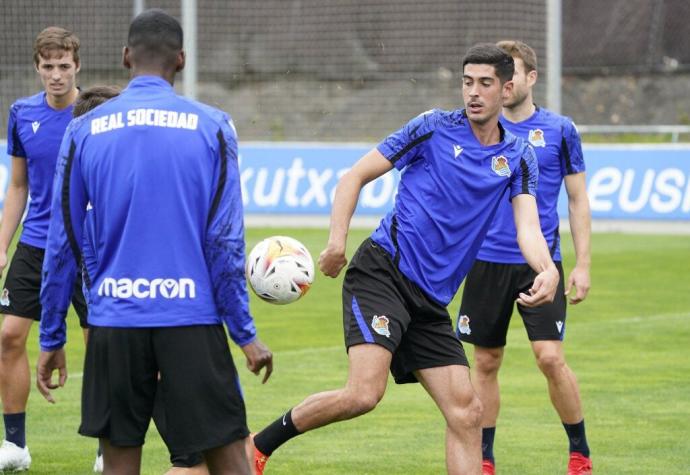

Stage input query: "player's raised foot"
[
  {"left": 245, "top": 434, "right": 270, "bottom": 475},
  {"left": 567, "top": 452, "right": 592, "bottom": 475},
  {"left": 482, "top": 459, "right": 496, "bottom": 475},
  {"left": 93, "top": 453, "right": 104, "bottom": 472},
  {"left": 0, "top": 440, "right": 31, "bottom": 471}
]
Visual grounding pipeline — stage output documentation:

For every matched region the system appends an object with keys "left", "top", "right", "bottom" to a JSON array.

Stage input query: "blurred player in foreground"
[
  {"left": 247, "top": 43, "right": 559, "bottom": 475},
  {"left": 457, "top": 40, "right": 592, "bottom": 475},
  {"left": 0, "top": 26, "right": 88, "bottom": 472},
  {"left": 36, "top": 9, "right": 272, "bottom": 475}
]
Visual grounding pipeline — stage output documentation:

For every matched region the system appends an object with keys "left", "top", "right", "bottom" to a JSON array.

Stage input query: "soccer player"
[
  {"left": 73, "top": 85, "right": 207, "bottom": 475},
  {"left": 247, "top": 44, "right": 560, "bottom": 475},
  {"left": 0, "top": 26, "right": 88, "bottom": 471},
  {"left": 456, "top": 40, "right": 592, "bottom": 475},
  {"left": 36, "top": 10, "right": 272, "bottom": 475}
]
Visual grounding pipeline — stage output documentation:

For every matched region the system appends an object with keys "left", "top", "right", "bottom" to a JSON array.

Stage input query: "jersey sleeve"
[
  {"left": 204, "top": 117, "right": 257, "bottom": 347},
  {"left": 6, "top": 104, "right": 26, "bottom": 158},
  {"left": 509, "top": 144, "right": 539, "bottom": 200},
  {"left": 39, "top": 123, "right": 88, "bottom": 351},
  {"left": 376, "top": 110, "right": 435, "bottom": 170},
  {"left": 560, "top": 119, "right": 586, "bottom": 175}
]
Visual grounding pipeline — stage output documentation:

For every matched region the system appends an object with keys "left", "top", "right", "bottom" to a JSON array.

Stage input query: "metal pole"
[
  {"left": 133, "top": 0, "right": 145, "bottom": 17},
  {"left": 182, "top": 0, "right": 198, "bottom": 100},
  {"left": 546, "top": 0, "right": 562, "bottom": 113}
]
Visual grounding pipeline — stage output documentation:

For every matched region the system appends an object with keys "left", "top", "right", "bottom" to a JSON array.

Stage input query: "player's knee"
[
  {"left": 474, "top": 348, "right": 503, "bottom": 375},
  {"left": 535, "top": 351, "right": 566, "bottom": 378},
  {"left": 343, "top": 388, "right": 383, "bottom": 417},
  {"left": 0, "top": 326, "right": 28, "bottom": 357},
  {"left": 447, "top": 392, "right": 483, "bottom": 431}
]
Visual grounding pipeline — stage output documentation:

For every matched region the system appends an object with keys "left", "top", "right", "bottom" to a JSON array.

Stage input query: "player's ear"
[
  {"left": 122, "top": 46, "right": 131, "bottom": 70},
  {"left": 175, "top": 50, "right": 186, "bottom": 72},
  {"left": 527, "top": 69, "right": 538, "bottom": 87}
]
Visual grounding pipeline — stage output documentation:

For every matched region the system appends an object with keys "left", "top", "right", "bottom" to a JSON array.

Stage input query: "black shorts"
[
  {"left": 79, "top": 324, "right": 248, "bottom": 454},
  {"left": 342, "top": 239, "right": 468, "bottom": 385},
  {"left": 0, "top": 242, "right": 88, "bottom": 328},
  {"left": 457, "top": 260, "right": 566, "bottom": 348},
  {"left": 152, "top": 387, "right": 204, "bottom": 467}
]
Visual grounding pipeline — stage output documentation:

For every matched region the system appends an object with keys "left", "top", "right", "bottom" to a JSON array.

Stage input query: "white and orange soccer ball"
[{"left": 245, "top": 236, "right": 314, "bottom": 304}]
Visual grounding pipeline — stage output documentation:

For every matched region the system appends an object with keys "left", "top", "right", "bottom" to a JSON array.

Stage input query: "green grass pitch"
[{"left": 7, "top": 228, "right": 690, "bottom": 474}]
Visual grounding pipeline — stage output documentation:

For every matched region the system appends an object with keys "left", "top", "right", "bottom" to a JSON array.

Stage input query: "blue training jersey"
[
  {"left": 39, "top": 75, "right": 256, "bottom": 351},
  {"left": 370, "top": 109, "right": 538, "bottom": 306},
  {"left": 6, "top": 92, "right": 75, "bottom": 248},
  {"left": 477, "top": 107, "right": 585, "bottom": 263}
]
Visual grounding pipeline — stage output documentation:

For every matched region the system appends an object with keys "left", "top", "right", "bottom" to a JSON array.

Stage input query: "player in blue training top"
[
  {"left": 74, "top": 85, "right": 207, "bottom": 474},
  {"left": 0, "top": 27, "right": 89, "bottom": 472},
  {"left": 457, "top": 41, "right": 592, "bottom": 475},
  {"left": 36, "top": 10, "right": 273, "bottom": 475},
  {"left": 247, "top": 44, "right": 560, "bottom": 475}
]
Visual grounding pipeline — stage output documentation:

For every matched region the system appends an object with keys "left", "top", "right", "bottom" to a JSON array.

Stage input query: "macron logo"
[
  {"left": 98, "top": 277, "right": 196, "bottom": 299},
  {"left": 453, "top": 144, "right": 463, "bottom": 158},
  {"left": 32, "top": 121, "right": 40, "bottom": 133}
]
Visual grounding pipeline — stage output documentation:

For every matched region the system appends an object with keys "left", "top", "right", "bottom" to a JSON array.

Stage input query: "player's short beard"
[{"left": 505, "top": 88, "right": 529, "bottom": 110}]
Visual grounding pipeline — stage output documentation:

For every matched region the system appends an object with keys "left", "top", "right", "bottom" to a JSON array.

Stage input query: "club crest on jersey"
[
  {"left": 0, "top": 289, "right": 9, "bottom": 306},
  {"left": 491, "top": 155, "right": 511, "bottom": 177},
  {"left": 528, "top": 129, "right": 546, "bottom": 147},
  {"left": 371, "top": 315, "right": 391, "bottom": 338},
  {"left": 458, "top": 315, "right": 471, "bottom": 335}
]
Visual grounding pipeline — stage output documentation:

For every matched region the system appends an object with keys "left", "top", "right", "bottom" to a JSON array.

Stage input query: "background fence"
[{"left": 2, "top": 0, "right": 689, "bottom": 142}]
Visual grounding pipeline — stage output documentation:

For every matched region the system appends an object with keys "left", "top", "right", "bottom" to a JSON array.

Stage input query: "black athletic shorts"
[
  {"left": 152, "top": 386, "right": 204, "bottom": 467},
  {"left": 0, "top": 242, "right": 88, "bottom": 328},
  {"left": 342, "top": 239, "right": 468, "bottom": 384},
  {"left": 457, "top": 260, "right": 566, "bottom": 348},
  {"left": 79, "top": 325, "right": 249, "bottom": 454}
]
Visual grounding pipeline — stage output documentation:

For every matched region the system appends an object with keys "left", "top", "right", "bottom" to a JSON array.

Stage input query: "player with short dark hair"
[
  {"left": 247, "top": 43, "right": 560, "bottom": 475},
  {"left": 0, "top": 26, "right": 87, "bottom": 471},
  {"left": 457, "top": 40, "right": 592, "bottom": 475},
  {"left": 36, "top": 9, "right": 272, "bottom": 475},
  {"left": 73, "top": 85, "right": 207, "bottom": 474}
]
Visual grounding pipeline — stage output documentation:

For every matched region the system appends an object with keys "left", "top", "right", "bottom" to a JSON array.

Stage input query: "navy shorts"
[
  {"left": 79, "top": 324, "right": 248, "bottom": 454},
  {"left": 457, "top": 260, "right": 566, "bottom": 348},
  {"left": 342, "top": 239, "right": 468, "bottom": 384},
  {"left": 0, "top": 241, "right": 87, "bottom": 328}
]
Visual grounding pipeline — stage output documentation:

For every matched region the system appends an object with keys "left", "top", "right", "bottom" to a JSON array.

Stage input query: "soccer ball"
[{"left": 246, "top": 236, "right": 315, "bottom": 304}]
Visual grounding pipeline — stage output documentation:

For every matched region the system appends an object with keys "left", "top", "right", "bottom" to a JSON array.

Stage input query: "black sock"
[
  {"left": 97, "top": 439, "right": 103, "bottom": 456},
  {"left": 482, "top": 427, "right": 496, "bottom": 464},
  {"left": 254, "top": 409, "right": 301, "bottom": 456},
  {"left": 3, "top": 412, "right": 26, "bottom": 448},
  {"left": 563, "top": 420, "right": 590, "bottom": 457}
]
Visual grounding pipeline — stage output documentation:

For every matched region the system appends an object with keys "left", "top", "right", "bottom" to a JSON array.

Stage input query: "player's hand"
[
  {"left": 517, "top": 264, "right": 559, "bottom": 308},
  {"left": 36, "top": 348, "right": 67, "bottom": 403},
  {"left": 241, "top": 339, "right": 273, "bottom": 384},
  {"left": 318, "top": 243, "right": 347, "bottom": 278},
  {"left": 565, "top": 265, "right": 590, "bottom": 305}
]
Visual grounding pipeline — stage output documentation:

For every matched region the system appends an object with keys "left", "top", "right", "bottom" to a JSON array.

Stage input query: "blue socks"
[
  {"left": 482, "top": 427, "right": 496, "bottom": 463},
  {"left": 563, "top": 419, "right": 590, "bottom": 457},
  {"left": 3, "top": 413, "right": 26, "bottom": 448}
]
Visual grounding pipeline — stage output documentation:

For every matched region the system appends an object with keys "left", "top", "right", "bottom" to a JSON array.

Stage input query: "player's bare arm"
[
  {"left": 36, "top": 348, "right": 67, "bottom": 404},
  {"left": 511, "top": 193, "right": 559, "bottom": 306},
  {"left": 241, "top": 339, "right": 274, "bottom": 384},
  {"left": 0, "top": 158, "right": 29, "bottom": 275},
  {"left": 564, "top": 172, "right": 591, "bottom": 304},
  {"left": 319, "top": 149, "right": 393, "bottom": 277}
]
